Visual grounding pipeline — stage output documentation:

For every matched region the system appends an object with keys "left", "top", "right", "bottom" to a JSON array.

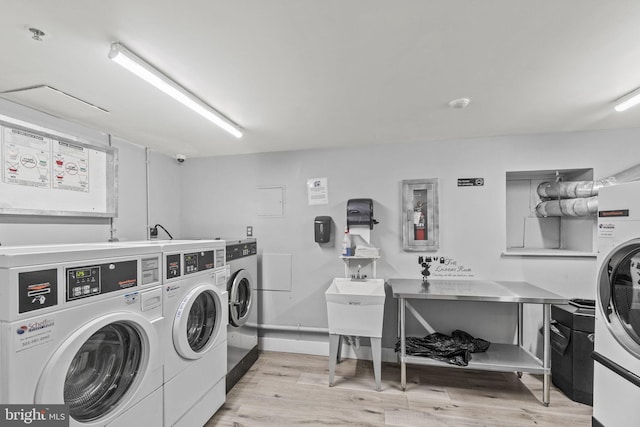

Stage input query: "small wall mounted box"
[
  {"left": 314, "top": 216, "right": 332, "bottom": 243},
  {"left": 347, "top": 198, "right": 377, "bottom": 230}
]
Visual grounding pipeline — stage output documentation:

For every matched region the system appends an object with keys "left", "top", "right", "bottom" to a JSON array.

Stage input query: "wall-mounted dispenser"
[
  {"left": 314, "top": 216, "right": 332, "bottom": 243},
  {"left": 347, "top": 199, "right": 378, "bottom": 230}
]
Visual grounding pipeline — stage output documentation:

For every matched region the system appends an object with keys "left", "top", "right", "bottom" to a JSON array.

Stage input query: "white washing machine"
[
  {"left": 0, "top": 242, "right": 164, "bottom": 427},
  {"left": 593, "top": 181, "right": 640, "bottom": 427},
  {"left": 224, "top": 238, "right": 258, "bottom": 393},
  {"left": 159, "top": 240, "right": 228, "bottom": 427}
]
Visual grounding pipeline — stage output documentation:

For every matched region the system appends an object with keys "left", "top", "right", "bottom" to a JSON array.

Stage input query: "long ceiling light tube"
[
  {"left": 108, "top": 42, "right": 242, "bottom": 138},
  {"left": 614, "top": 86, "right": 640, "bottom": 112}
]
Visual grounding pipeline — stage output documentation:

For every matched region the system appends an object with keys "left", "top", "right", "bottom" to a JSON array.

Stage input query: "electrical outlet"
[{"left": 246, "top": 226, "right": 253, "bottom": 237}]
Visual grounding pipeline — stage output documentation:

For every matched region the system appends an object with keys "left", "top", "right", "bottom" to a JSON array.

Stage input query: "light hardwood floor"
[{"left": 206, "top": 351, "right": 592, "bottom": 426}]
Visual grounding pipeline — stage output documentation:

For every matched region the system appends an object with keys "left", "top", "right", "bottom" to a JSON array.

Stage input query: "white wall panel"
[
  {"left": 147, "top": 150, "right": 181, "bottom": 239},
  {"left": 110, "top": 137, "right": 147, "bottom": 241}
]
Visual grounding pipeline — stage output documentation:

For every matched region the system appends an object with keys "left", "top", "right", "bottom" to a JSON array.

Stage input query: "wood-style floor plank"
[{"left": 206, "top": 351, "right": 592, "bottom": 426}]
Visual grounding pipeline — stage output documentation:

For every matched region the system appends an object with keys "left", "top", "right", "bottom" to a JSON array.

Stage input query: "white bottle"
[{"left": 341, "top": 228, "right": 351, "bottom": 256}]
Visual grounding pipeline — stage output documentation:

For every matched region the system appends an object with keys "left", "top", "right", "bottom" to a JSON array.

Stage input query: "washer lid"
[
  {"left": 64, "top": 322, "right": 143, "bottom": 422},
  {"left": 229, "top": 269, "right": 253, "bottom": 327},
  {"left": 172, "top": 284, "right": 223, "bottom": 359},
  {"left": 35, "top": 312, "right": 157, "bottom": 424},
  {"left": 598, "top": 239, "right": 640, "bottom": 357}
]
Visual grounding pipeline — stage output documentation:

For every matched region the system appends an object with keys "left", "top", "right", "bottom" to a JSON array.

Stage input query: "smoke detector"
[
  {"left": 28, "top": 27, "right": 46, "bottom": 41},
  {"left": 449, "top": 98, "right": 471, "bottom": 109}
]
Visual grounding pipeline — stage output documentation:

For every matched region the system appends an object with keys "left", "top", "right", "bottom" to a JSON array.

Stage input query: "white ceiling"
[{"left": 2, "top": 0, "right": 640, "bottom": 158}]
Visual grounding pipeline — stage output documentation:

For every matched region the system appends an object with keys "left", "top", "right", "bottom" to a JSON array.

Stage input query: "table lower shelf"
[{"left": 401, "top": 343, "right": 548, "bottom": 375}]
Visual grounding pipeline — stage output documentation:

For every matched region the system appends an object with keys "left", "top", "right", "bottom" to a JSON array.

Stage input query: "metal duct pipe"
[
  {"left": 537, "top": 163, "right": 640, "bottom": 199},
  {"left": 535, "top": 196, "right": 599, "bottom": 217},
  {"left": 537, "top": 177, "right": 616, "bottom": 199}
]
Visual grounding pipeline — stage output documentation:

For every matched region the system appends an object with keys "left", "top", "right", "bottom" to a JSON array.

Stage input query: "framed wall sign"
[{"left": 0, "top": 115, "right": 117, "bottom": 217}]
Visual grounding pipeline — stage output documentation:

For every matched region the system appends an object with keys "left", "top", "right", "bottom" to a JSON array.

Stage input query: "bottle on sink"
[{"left": 341, "top": 228, "right": 352, "bottom": 256}]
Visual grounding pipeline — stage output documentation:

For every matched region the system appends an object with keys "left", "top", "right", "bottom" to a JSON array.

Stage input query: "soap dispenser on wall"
[{"left": 314, "top": 216, "right": 332, "bottom": 243}]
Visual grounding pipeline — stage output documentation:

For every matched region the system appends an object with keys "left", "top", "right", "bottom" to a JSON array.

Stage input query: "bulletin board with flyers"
[{"left": 0, "top": 116, "right": 117, "bottom": 217}]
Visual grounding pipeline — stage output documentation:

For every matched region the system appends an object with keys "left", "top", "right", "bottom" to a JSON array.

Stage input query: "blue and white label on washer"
[
  {"left": 598, "top": 222, "right": 615, "bottom": 238},
  {"left": 175, "top": 288, "right": 198, "bottom": 320},
  {"left": 14, "top": 315, "right": 56, "bottom": 353},
  {"left": 176, "top": 300, "right": 187, "bottom": 319},
  {"left": 124, "top": 292, "right": 139, "bottom": 305}
]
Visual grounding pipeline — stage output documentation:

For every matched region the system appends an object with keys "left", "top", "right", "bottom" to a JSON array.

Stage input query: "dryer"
[
  {"left": 0, "top": 242, "right": 164, "bottom": 427},
  {"left": 224, "top": 238, "right": 258, "bottom": 392},
  {"left": 593, "top": 181, "right": 640, "bottom": 427},
  {"left": 159, "top": 240, "right": 228, "bottom": 427}
]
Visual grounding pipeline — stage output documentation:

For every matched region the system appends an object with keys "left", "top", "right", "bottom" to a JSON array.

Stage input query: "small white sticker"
[
  {"left": 307, "top": 177, "right": 328, "bottom": 205},
  {"left": 15, "top": 316, "right": 56, "bottom": 353},
  {"left": 124, "top": 292, "right": 139, "bottom": 305},
  {"left": 598, "top": 223, "right": 615, "bottom": 238}
]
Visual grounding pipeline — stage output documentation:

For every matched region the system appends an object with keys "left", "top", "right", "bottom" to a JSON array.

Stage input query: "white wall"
[
  {"left": 180, "top": 127, "right": 640, "bottom": 357},
  {"left": 147, "top": 151, "right": 182, "bottom": 240},
  {"left": 110, "top": 136, "right": 147, "bottom": 241},
  {"left": 0, "top": 99, "right": 177, "bottom": 245}
]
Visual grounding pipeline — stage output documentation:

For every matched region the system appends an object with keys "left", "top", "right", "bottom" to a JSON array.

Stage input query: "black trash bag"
[{"left": 395, "top": 329, "right": 491, "bottom": 366}]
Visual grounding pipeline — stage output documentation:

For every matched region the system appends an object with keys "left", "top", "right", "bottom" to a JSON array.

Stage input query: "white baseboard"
[{"left": 258, "top": 336, "right": 398, "bottom": 363}]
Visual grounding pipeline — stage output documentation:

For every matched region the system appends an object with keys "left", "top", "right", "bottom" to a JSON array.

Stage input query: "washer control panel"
[
  {"left": 227, "top": 241, "right": 257, "bottom": 261},
  {"left": 184, "top": 250, "right": 215, "bottom": 275},
  {"left": 66, "top": 260, "right": 138, "bottom": 301},
  {"left": 67, "top": 266, "right": 101, "bottom": 299}
]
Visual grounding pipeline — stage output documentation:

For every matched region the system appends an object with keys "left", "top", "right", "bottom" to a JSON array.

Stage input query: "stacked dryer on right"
[
  {"left": 225, "top": 238, "right": 259, "bottom": 392},
  {"left": 593, "top": 181, "right": 640, "bottom": 427}
]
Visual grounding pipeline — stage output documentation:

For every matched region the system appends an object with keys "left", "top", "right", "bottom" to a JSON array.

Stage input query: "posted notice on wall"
[
  {"left": 2, "top": 127, "right": 51, "bottom": 188},
  {"left": 307, "top": 177, "right": 328, "bottom": 205},
  {"left": 52, "top": 140, "right": 89, "bottom": 192},
  {"left": 2, "top": 126, "right": 89, "bottom": 192}
]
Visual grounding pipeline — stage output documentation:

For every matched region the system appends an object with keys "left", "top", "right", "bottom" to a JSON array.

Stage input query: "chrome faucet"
[{"left": 351, "top": 264, "right": 367, "bottom": 281}]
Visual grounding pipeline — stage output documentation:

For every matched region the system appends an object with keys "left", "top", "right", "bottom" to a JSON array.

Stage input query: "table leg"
[
  {"left": 397, "top": 299, "right": 401, "bottom": 347},
  {"left": 542, "top": 303, "right": 551, "bottom": 406},
  {"left": 400, "top": 297, "right": 406, "bottom": 391},
  {"left": 517, "top": 302, "right": 523, "bottom": 378}
]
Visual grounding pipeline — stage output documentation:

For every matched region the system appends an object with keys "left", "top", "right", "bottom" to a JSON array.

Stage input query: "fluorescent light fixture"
[
  {"left": 108, "top": 42, "right": 242, "bottom": 138},
  {"left": 614, "top": 87, "right": 640, "bottom": 112}
]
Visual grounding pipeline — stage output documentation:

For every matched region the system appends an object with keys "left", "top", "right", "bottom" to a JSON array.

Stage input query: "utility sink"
[{"left": 325, "top": 278, "right": 386, "bottom": 337}]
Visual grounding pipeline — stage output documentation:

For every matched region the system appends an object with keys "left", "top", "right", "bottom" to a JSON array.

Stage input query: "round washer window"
[
  {"left": 64, "top": 322, "right": 142, "bottom": 422},
  {"left": 608, "top": 246, "right": 640, "bottom": 345},
  {"left": 187, "top": 291, "right": 218, "bottom": 352},
  {"left": 231, "top": 278, "right": 251, "bottom": 325}
]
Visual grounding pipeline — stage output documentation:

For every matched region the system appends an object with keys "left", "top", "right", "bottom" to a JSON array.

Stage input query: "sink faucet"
[{"left": 351, "top": 265, "right": 367, "bottom": 281}]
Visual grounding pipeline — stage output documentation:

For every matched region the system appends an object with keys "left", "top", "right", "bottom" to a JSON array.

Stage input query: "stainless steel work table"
[{"left": 388, "top": 278, "right": 568, "bottom": 406}]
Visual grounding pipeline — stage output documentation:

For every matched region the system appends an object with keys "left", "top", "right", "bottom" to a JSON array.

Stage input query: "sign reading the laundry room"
[
  {"left": 457, "top": 177, "right": 484, "bottom": 187},
  {"left": 428, "top": 255, "right": 475, "bottom": 278},
  {"left": 307, "top": 177, "right": 328, "bottom": 205}
]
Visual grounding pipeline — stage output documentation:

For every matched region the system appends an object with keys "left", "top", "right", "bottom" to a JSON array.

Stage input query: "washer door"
[
  {"left": 173, "top": 284, "right": 223, "bottom": 359},
  {"left": 228, "top": 269, "right": 253, "bottom": 327},
  {"left": 598, "top": 238, "right": 640, "bottom": 358},
  {"left": 35, "top": 312, "right": 155, "bottom": 424}
]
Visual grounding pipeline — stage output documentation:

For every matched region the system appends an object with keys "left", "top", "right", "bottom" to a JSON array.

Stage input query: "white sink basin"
[{"left": 325, "top": 278, "right": 386, "bottom": 337}]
